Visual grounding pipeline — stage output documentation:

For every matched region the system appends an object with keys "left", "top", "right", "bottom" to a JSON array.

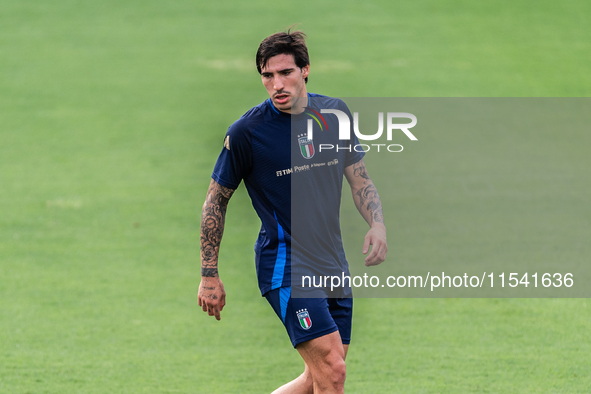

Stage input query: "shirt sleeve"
[
  {"left": 340, "top": 101, "right": 365, "bottom": 167},
  {"left": 211, "top": 120, "right": 253, "bottom": 189}
]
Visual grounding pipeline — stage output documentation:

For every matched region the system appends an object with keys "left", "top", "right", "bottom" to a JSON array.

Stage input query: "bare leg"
[
  {"left": 271, "top": 363, "right": 313, "bottom": 394},
  {"left": 272, "top": 333, "right": 349, "bottom": 394},
  {"left": 295, "top": 331, "right": 347, "bottom": 394}
]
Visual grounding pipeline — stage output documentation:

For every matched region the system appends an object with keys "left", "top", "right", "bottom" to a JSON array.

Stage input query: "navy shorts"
[{"left": 265, "top": 286, "right": 353, "bottom": 348}]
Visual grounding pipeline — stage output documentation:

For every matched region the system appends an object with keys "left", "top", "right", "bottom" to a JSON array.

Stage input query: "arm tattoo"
[
  {"left": 200, "top": 180, "right": 235, "bottom": 276},
  {"left": 201, "top": 267, "right": 219, "bottom": 278},
  {"left": 353, "top": 163, "right": 370, "bottom": 180},
  {"left": 351, "top": 161, "right": 384, "bottom": 225}
]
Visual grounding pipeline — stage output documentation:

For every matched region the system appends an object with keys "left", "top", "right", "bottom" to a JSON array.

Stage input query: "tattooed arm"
[
  {"left": 198, "top": 178, "right": 235, "bottom": 320},
  {"left": 344, "top": 159, "right": 388, "bottom": 266}
]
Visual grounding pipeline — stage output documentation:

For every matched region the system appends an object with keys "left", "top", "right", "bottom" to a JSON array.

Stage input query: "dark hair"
[{"left": 256, "top": 29, "right": 309, "bottom": 83}]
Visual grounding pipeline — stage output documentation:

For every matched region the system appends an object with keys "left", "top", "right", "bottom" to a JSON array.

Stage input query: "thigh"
[
  {"left": 265, "top": 287, "right": 340, "bottom": 348},
  {"left": 296, "top": 331, "right": 347, "bottom": 392},
  {"left": 296, "top": 330, "right": 345, "bottom": 364}
]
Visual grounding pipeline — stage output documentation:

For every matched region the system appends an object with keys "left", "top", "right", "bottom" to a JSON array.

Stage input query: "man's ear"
[{"left": 301, "top": 64, "right": 310, "bottom": 79}]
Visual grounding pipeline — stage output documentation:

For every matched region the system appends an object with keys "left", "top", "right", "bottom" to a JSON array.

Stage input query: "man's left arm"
[{"left": 344, "top": 159, "right": 388, "bottom": 266}]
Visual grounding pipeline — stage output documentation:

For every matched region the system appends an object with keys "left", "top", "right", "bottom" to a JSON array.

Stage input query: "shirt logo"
[
  {"left": 297, "top": 308, "right": 312, "bottom": 330},
  {"left": 298, "top": 133, "right": 314, "bottom": 159},
  {"left": 304, "top": 106, "right": 329, "bottom": 132},
  {"left": 224, "top": 135, "right": 230, "bottom": 150}
]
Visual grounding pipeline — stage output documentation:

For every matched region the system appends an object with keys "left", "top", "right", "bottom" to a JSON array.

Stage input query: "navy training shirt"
[{"left": 212, "top": 94, "right": 364, "bottom": 296}]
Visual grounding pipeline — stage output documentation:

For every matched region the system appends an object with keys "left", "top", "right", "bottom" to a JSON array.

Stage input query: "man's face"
[{"left": 261, "top": 54, "right": 309, "bottom": 114}]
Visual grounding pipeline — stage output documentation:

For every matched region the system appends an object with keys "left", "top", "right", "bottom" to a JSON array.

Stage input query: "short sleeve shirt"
[{"left": 212, "top": 94, "right": 364, "bottom": 295}]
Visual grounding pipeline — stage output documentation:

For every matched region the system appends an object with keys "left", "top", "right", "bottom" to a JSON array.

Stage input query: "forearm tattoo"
[
  {"left": 201, "top": 267, "right": 219, "bottom": 277},
  {"left": 353, "top": 163, "right": 370, "bottom": 180},
  {"left": 351, "top": 161, "right": 384, "bottom": 225},
  {"left": 200, "top": 181, "right": 234, "bottom": 277}
]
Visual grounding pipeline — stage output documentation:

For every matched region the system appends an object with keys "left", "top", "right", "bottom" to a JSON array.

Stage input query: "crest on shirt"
[
  {"left": 297, "top": 133, "right": 314, "bottom": 159},
  {"left": 224, "top": 135, "right": 230, "bottom": 150},
  {"left": 297, "top": 309, "right": 312, "bottom": 330}
]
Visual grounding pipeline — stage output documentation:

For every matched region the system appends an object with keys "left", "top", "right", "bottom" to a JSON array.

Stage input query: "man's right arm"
[{"left": 198, "top": 178, "right": 235, "bottom": 321}]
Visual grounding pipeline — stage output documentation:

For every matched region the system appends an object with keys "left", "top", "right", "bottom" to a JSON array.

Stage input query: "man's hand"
[
  {"left": 198, "top": 276, "right": 226, "bottom": 321},
  {"left": 362, "top": 223, "right": 387, "bottom": 266}
]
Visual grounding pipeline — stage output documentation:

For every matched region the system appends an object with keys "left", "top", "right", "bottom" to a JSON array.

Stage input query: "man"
[{"left": 198, "top": 30, "right": 387, "bottom": 394}]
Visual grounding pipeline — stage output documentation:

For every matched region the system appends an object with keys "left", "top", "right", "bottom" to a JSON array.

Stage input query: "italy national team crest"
[
  {"left": 297, "top": 134, "right": 315, "bottom": 159},
  {"left": 297, "top": 309, "right": 312, "bottom": 330}
]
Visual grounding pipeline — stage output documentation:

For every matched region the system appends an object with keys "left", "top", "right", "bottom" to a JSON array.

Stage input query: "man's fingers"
[
  {"left": 219, "top": 282, "right": 226, "bottom": 311},
  {"left": 362, "top": 226, "right": 388, "bottom": 266},
  {"left": 364, "top": 235, "right": 379, "bottom": 264},
  {"left": 364, "top": 245, "right": 377, "bottom": 264},
  {"left": 198, "top": 278, "right": 225, "bottom": 319},
  {"left": 363, "top": 226, "right": 387, "bottom": 265},
  {"left": 365, "top": 241, "right": 387, "bottom": 266},
  {"left": 203, "top": 297, "right": 222, "bottom": 320},
  {"left": 206, "top": 300, "right": 216, "bottom": 313},
  {"left": 362, "top": 235, "right": 371, "bottom": 255},
  {"left": 380, "top": 246, "right": 388, "bottom": 261},
  {"left": 366, "top": 255, "right": 383, "bottom": 266},
  {"left": 365, "top": 248, "right": 380, "bottom": 266},
  {"left": 205, "top": 301, "right": 221, "bottom": 320}
]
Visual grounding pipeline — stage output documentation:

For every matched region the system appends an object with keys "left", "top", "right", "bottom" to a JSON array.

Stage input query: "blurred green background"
[
  {"left": 341, "top": 98, "right": 591, "bottom": 298},
  {"left": 1, "top": 0, "right": 590, "bottom": 393}
]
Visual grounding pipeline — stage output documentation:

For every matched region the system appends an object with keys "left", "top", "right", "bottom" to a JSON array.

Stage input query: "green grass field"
[{"left": 1, "top": 0, "right": 591, "bottom": 392}]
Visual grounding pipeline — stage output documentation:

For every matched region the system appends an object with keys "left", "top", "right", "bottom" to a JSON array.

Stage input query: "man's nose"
[{"left": 273, "top": 76, "right": 284, "bottom": 90}]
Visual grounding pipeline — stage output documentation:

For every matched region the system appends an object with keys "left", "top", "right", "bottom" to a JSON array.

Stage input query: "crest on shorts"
[{"left": 297, "top": 309, "right": 312, "bottom": 330}]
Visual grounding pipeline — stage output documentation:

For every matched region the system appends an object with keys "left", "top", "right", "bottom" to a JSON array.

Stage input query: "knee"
[
  {"left": 321, "top": 354, "right": 346, "bottom": 390},
  {"left": 329, "top": 357, "right": 346, "bottom": 388}
]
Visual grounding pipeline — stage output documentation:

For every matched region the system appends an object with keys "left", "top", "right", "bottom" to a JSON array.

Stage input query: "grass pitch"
[{"left": 1, "top": 0, "right": 590, "bottom": 393}]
